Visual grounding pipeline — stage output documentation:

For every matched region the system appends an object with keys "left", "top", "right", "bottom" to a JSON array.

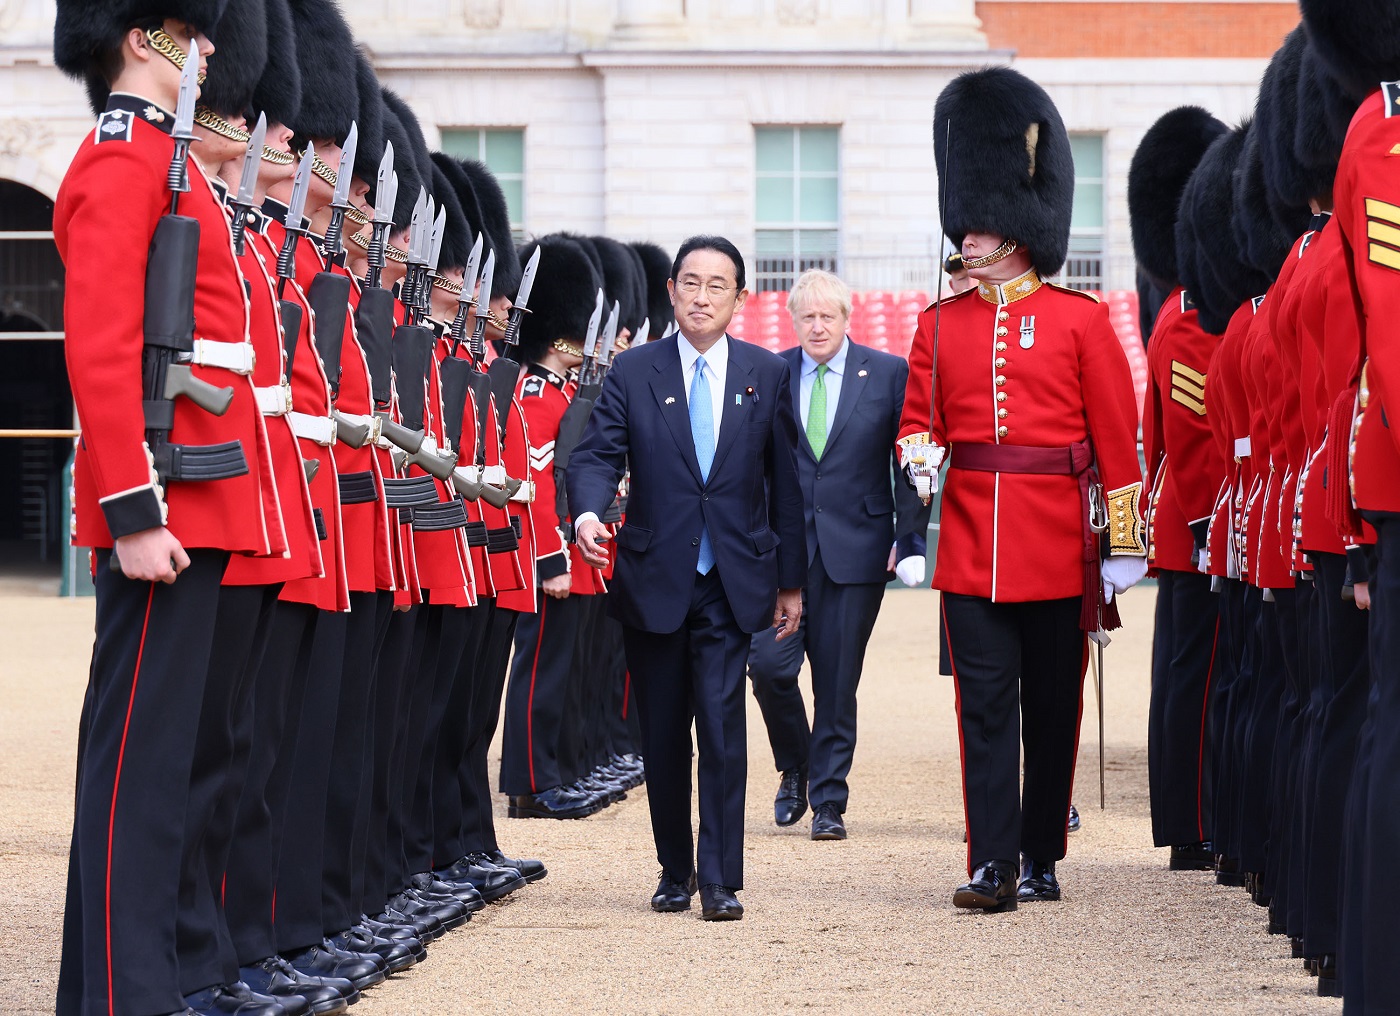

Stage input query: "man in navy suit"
[
  {"left": 569, "top": 236, "right": 807, "bottom": 921},
  {"left": 749, "top": 270, "right": 931, "bottom": 841}
]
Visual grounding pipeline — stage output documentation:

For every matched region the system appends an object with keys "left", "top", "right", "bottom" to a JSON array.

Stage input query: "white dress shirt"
[
  {"left": 798, "top": 337, "right": 847, "bottom": 433},
  {"left": 678, "top": 332, "right": 729, "bottom": 442}
]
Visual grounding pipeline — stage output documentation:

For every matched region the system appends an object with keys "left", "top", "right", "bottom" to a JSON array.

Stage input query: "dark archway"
[{"left": 0, "top": 180, "right": 71, "bottom": 570}]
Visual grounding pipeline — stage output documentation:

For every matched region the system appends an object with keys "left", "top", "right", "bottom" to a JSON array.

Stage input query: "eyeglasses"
[{"left": 676, "top": 279, "right": 736, "bottom": 297}]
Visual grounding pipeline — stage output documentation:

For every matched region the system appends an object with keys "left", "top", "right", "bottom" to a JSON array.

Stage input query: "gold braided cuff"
[
  {"left": 1107, "top": 483, "right": 1147, "bottom": 556},
  {"left": 898, "top": 432, "right": 932, "bottom": 451}
]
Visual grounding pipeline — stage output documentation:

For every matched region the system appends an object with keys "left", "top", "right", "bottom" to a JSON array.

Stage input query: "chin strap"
[{"left": 962, "top": 239, "right": 1019, "bottom": 270}]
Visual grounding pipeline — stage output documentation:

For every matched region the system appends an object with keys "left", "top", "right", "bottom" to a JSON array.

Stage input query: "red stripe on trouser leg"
[
  {"left": 1197, "top": 619, "right": 1221, "bottom": 842},
  {"left": 106, "top": 583, "right": 156, "bottom": 1016},
  {"left": 941, "top": 596, "right": 974, "bottom": 878},
  {"left": 526, "top": 598, "right": 548, "bottom": 794}
]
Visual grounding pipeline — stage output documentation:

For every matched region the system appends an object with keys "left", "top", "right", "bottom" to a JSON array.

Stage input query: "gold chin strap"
[
  {"left": 262, "top": 145, "right": 294, "bottom": 166},
  {"left": 346, "top": 206, "right": 370, "bottom": 226},
  {"left": 194, "top": 107, "right": 250, "bottom": 143},
  {"left": 349, "top": 228, "right": 371, "bottom": 251},
  {"left": 145, "top": 27, "right": 207, "bottom": 84},
  {"left": 552, "top": 339, "right": 584, "bottom": 358},
  {"left": 304, "top": 150, "right": 337, "bottom": 188},
  {"left": 489, "top": 309, "right": 509, "bottom": 331},
  {"left": 962, "top": 238, "right": 1018, "bottom": 270},
  {"left": 432, "top": 276, "right": 463, "bottom": 295}
]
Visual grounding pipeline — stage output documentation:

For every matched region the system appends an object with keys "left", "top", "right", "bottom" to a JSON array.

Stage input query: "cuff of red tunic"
[
  {"left": 1107, "top": 483, "right": 1147, "bottom": 557},
  {"left": 98, "top": 483, "right": 167, "bottom": 539}
]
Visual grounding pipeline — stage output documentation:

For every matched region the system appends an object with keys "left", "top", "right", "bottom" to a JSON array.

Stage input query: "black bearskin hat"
[
  {"left": 428, "top": 162, "right": 471, "bottom": 272},
  {"left": 515, "top": 234, "right": 603, "bottom": 364},
  {"left": 376, "top": 97, "right": 422, "bottom": 230},
  {"left": 621, "top": 244, "right": 650, "bottom": 337},
  {"left": 350, "top": 52, "right": 383, "bottom": 184},
  {"left": 1128, "top": 106, "right": 1227, "bottom": 291},
  {"left": 380, "top": 90, "right": 433, "bottom": 198},
  {"left": 630, "top": 241, "right": 674, "bottom": 339},
  {"left": 431, "top": 155, "right": 488, "bottom": 262},
  {"left": 1253, "top": 28, "right": 1316, "bottom": 231},
  {"left": 1300, "top": 0, "right": 1400, "bottom": 101},
  {"left": 1279, "top": 39, "right": 1356, "bottom": 213},
  {"left": 286, "top": 0, "right": 355, "bottom": 144},
  {"left": 592, "top": 236, "right": 645, "bottom": 337},
  {"left": 54, "top": 0, "right": 228, "bottom": 77},
  {"left": 198, "top": 0, "right": 266, "bottom": 117},
  {"left": 1175, "top": 123, "right": 1267, "bottom": 334},
  {"left": 933, "top": 67, "right": 1075, "bottom": 277},
  {"left": 460, "top": 161, "right": 521, "bottom": 300},
  {"left": 250, "top": 0, "right": 299, "bottom": 128},
  {"left": 1232, "top": 126, "right": 1301, "bottom": 281}
]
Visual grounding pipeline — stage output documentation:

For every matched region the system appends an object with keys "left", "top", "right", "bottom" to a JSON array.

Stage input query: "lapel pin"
[
  {"left": 735, "top": 394, "right": 742, "bottom": 405},
  {"left": 858, "top": 369, "right": 868, "bottom": 377},
  {"left": 745, "top": 386, "right": 759, "bottom": 404},
  {"left": 665, "top": 396, "right": 676, "bottom": 405}
]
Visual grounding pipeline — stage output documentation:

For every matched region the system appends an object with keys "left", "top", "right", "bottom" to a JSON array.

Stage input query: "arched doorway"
[{"left": 0, "top": 179, "right": 71, "bottom": 575}]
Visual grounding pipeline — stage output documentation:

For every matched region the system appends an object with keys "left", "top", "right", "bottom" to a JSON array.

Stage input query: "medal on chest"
[{"left": 1019, "top": 315, "right": 1036, "bottom": 350}]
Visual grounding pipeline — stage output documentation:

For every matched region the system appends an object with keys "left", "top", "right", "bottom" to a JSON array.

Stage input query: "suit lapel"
[
  {"left": 825, "top": 339, "right": 867, "bottom": 451},
  {"left": 708, "top": 337, "right": 754, "bottom": 479},
  {"left": 649, "top": 338, "right": 703, "bottom": 485},
  {"left": 786, "top": 350, "right": 815, "bottom": 461}
]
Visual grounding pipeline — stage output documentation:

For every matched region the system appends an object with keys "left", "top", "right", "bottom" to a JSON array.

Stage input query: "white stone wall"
[{"left": 3, "top": 0, "right": 1269, "bottom": 293}]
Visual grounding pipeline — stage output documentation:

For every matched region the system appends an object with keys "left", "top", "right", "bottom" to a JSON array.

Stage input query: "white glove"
[
  {"left": 894, "top": 555, "right": 926, "bottom": 587},
  {"left": 900, "top": 442, "right": 945, "bottom": 500},
  {"left": 1196, "top": 549, "right": 1211, "bottom": 575},
  {"left": 1102, "top": 555, "right": 1148, "bottom": 603}
]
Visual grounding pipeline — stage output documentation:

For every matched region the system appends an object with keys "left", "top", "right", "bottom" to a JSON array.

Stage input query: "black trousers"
[
  {"left": 57, "top": 549, "right": 228, "bottom": 1016},
  {"left": 1358, "top": 515, "right": 1400, "bottom": 1010},
  {"left": 176, "top": 582, "right": 282, "bottom": 994},
  {"left": 362, "top": 605, "right": 416, "bottom": 915},
  {"left": 223, "top": 600, "right": 318, "bottom": 964},
  {"left": 1283, "top": 578, "right": 1320, "bottom": 937},
  {"left": 321, "top": 591, "right": 392, "bottom": 935},
  {"left": 748, "top": 548, "right": 886, "bottom": 812},
  {"left": 1147, "top": 569, "right": 1219, "bottom": 847},
  {"left": 624, "top": 570, "right": 751, "bottom": 890},
  {"left": 1302, "top": 552, "right": 1370, "bottom": 957},
  {"left": 1234, "top": 587, "right": 1279, "bottom": 877},
  {"left": 940, "top": 593, "right": 1086, "bottom": 872},
  {"left": 499, "top": 595, "right": 584, "bottom": 796},
  {"left": 455, "top": 600, "right": 518, "bottom": 857},
  {"left": 1211, "top": 580, "right": 1254, "bottom": 863}
]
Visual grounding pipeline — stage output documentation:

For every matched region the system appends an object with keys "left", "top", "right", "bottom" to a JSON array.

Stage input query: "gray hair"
[{"left": 786, "top": 269, "right": 852, "bottom": 320}]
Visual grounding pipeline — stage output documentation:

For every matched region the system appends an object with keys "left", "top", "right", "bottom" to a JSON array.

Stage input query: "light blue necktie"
[{"left": 690, "top": 356, "right": 716, "bottom": 574}]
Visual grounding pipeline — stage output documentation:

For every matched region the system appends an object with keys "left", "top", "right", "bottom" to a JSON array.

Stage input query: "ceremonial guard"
[
  {"left": 52, "top": 1, "right": 290, "bottom": 1012},
  {"left": 898, "top": 68, "right": 1146, "bottom": 911},
  {"left": 1129, "top": 106, "right": 1228, "bottom": 873}
]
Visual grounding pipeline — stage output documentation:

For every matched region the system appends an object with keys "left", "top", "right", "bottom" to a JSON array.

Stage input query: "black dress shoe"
[
  {"left": 1214, "top": 855, "right": 1246, "bottom": 886},
  {"left": 485, "top": 848, "right": 547, "bottom": 883},
  {"left": 184, "top": 982, "right": 286, "bottom": 1015},
  {"left": 1017, "top": 857, "right": 1061, "bottom": 901},
  {"left": 810, "top": 802, "right": 847, "bottom": 840},
  {"left": 388, "top": 889, "right": 468, "bottom": 932},
  {"left": 651, "top": 870, "right": 698, "bottom": 912},
  {"left": 367, "top": 905, "right": 443, "bottom": 943},
  {"left": 1169, "top": 841, "right": 1214, "bottom": 871},
  {"left": 1067, "top": 804, "right": 1081, "bottom": 833},
  {"left": 412, "top": 869, "right": 488, "bottom": 910},
  {"left": 240, "top": 956, "right": 353, "bottom": 1014},
  {"left": 436, "top": 854, "right": 527, "bottom": 902},
  {"left": 1317, "top": 954, "right": 1341, "bottom": 997},
  {"left": 700, "top": 884, "right": 743, "bottom": 921},
  {"left": 285, "top": 943, "right": 384, "bottom": 992},
  {"left": 1290, "top": 936, "right": 1306, "bottom": 959},
  {"left": 774, "top": 768, "right": 809, "bottom": 827},
  {"left": 328, "top": 926, "right": 418, "bottom": 974},
  {"left": 508, "top": 786, "right": 599, "bottom": 819},
  {"left": 1266, "top": 904, "right": 1287, "bottom": 936},
  {"left": 953, "top": 860, "right": 1018, "bottom": 912}
]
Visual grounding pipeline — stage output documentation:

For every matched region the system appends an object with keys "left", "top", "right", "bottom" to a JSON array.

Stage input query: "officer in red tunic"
[
  {"left": 1128, "top": 105, "right": 1228, "bottom": 872},
  {"left": 51, "top": 3, "right": 291, "bottom": 1012},
  {"left": 898, "top": 68, "right": 1146, "bottom": 911},
  {"left": 500, "top": 234, "right": 611, "bottom": 820},
  {"left": 1298, "top": 2, "right": 1400, "bottom": 1007}
]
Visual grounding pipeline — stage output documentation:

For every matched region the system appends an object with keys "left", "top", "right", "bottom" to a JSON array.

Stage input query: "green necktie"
[{"left": 807, "top": 363, "right": 829, "bottom": 458}]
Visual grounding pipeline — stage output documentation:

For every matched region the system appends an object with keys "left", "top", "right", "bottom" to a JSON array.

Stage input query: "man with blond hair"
[{"left": 749, "top": 269, "right": 930, "bottom": 840}]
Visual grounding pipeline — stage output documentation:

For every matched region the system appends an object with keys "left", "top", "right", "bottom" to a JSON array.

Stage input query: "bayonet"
[
  {"left": 321, "top": 120, "right": 357, "bottom": 269},
  {"left": 449, "top": 233, "right": 485, "bottom": 352},
  {"left": 165, "top": 37, "right": 200, "bottom": 213},
  {"left": 275, "top": 142, "right": 314, "bottom": 295},
  {"left": 229, "top": 113, "right": 266, "bottom": 256},
  {"left": 468, "top": 250, "right": 495, "bottom": 364},
  {"left": 366, "top": 142, "right": 396, "bottom": 290},
  {"left": 636, "top": 315, "right": 651, "bottom": 346}
]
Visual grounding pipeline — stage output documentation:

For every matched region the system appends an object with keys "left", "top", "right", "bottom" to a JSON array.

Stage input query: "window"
[
  {"left": 754, "top": 126, "right": 840, "bottom": 292},
  {"left": 1063, "top": 133, "right": 1105, "bottom": 292},
  {"left": 438, "top": 128, "right": 526, "bottom": 242}
]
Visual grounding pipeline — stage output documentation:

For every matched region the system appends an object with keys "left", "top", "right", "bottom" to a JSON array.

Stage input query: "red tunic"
[
  {"left": 1333, "top": 87, "right": 1400, "bottom": 515},
  {"left": 55, "top": 96, "right": 280, "bottom": 552},
  {"left": 495, "top": 394, "right": 537, "bottom": 613},
  {"left": 898, "top": 272, "right": 1144, "bottom": 601},
  {"left": 410, "top": 323, "right": 472, "bottom": 606},
  {"left": 1143, "top": 288, "right": 1225, "bottom": 574}
]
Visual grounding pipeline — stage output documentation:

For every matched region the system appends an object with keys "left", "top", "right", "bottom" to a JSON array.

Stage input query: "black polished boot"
[
  {"left": 239, "top": 955, "right": 354, "bottom": 1014},
  {"left": 485, "top": 848, "right": 547, "bottom": 883},
  {"left": 953, "top": 860, "right": 1018, "bottom": 912},
  {"left": 1017, "top": 857, "right": 1061, "bottom": 901}
]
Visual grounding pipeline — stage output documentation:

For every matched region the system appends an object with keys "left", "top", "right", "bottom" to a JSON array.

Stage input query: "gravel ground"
[{"left": 0, "top": 584, "right": 1339, "bottom": 1015}]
